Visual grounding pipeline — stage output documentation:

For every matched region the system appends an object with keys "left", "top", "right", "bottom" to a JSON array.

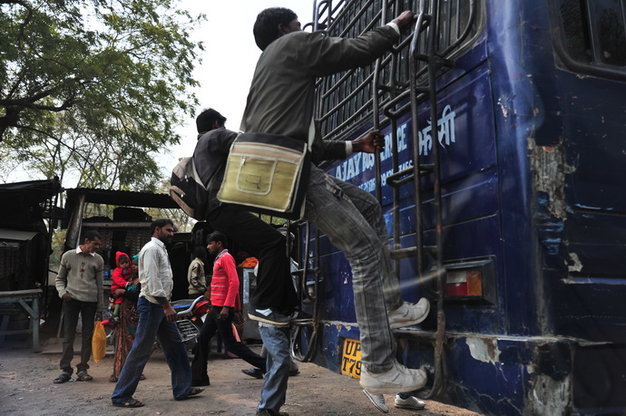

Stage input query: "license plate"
[{"left": 341, "top": 338, "right": 362, "bottom": 379}]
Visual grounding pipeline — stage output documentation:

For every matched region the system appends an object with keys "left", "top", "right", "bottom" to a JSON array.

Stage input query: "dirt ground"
[{"left": 0, "top": 339, "right": 481, "bottom": 416}]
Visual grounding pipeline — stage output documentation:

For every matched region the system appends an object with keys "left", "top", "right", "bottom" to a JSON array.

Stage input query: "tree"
[{"left": 0, "top": 0, "right": 204, "bottom": 189}]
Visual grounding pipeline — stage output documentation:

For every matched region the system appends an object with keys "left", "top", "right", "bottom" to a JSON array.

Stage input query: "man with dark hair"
[
  {"left": 191, "top": 109, "right": 387, "bottom": 415},
  {"left": 111, "top": 219, "right": 202, "bottom": 407},
  {"left": 253, "top": 7, "right": 297, "bottom": 50},
  {"left": 196, "top": 108, "right": 226, "bottom": 134},
  {"left": 193, "top": 110, "right": 299, "bottom": 325},
  {"left": 53, "top": 230, "right": 104, "bottom": 384},
  {"left": 240, "top": 7, "right": 429, "bottom": 395},
  {"left": 190, "top": 231, "right": 266, "bottom": 386}
]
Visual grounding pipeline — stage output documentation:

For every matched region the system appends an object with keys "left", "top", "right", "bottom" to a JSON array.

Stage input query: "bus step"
[
  {"left": 292, "top": 267, "right": 320, "bottom": 274},
  {"left": 387, "top": 165, "right": 434, "bottom": 187},
  {"left": 390, "top": 245, "right": 436, "bottom": 260},
  {"left": 393, "top": 327, "right": 438, "bottom": 341}
]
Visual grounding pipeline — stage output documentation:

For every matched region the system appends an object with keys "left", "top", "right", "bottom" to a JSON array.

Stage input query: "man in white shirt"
[{"left": 111, "top": 219, "right": 203, "bottom": 407}]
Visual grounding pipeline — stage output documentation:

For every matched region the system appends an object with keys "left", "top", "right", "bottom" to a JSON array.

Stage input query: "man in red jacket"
[{"left": 191, "top": 231, "right": 266, "bottom": 386}]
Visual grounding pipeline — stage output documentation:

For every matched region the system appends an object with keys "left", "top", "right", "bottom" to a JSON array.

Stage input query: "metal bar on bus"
[
  {"left": 394, "top": 327, "right": 438, "bottom": 341},
  {"left": 386, "top": 164, "right": 434, "bottom": 187},
  {"left": 440, "top": 0, "right": 477, "bottom": 57},
  {"left": 409, "top": 7, "right": 428, "bottom": 283},
  {"left": 322, "top": 72, "right": 374, "bottom": 112},
  {"left": 335, "top": 0, "right": 377, "bottom": 38},
  {"left": 426, "top": 0, "right": 447, "bottom": 399},
  {"left": 390, "top": 245, "right": 436, "bottom": 260},
  {"left": 321, "top": 98, "right": 374, "bottom": 140},
  {"left": 385, "top": 0, "right": 403, "bottom": 267},
  {"left": 372, "top": 0, "right": 388, "bottom": 204}
]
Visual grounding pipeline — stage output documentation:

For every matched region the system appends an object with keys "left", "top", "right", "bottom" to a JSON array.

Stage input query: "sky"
[
  {"left": 161, "top": 0, "right": 316, "bottom": 173},
  {"left": 2, "top": 0, "right": 316, "bottom": 185}
]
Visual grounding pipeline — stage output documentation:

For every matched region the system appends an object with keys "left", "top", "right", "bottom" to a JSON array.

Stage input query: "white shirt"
[{"left": 139, "top": 237, "right": 173, "bottom": 304}]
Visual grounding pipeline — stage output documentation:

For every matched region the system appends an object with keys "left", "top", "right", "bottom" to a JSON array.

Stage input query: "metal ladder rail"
[
  {"left": 371, "top": 0, "right": 389, "bottom": 202},
  {"left": 384, "top": 0, "right": 478, "bottom": 398},
  {"left": 381, "top": 0, "right": 447, "bottom": 398},
  {"left": 367, "top": 0, "right": 445, "bottom": 397},
  {"left": 402, "top": 0, "right": 479, "bottom": 398},
  {"left": 290, "top": 221, "right": 323, "bottom": 362},
  {"left": 420, "top": 0, "right": 447, "bottom": 399}
]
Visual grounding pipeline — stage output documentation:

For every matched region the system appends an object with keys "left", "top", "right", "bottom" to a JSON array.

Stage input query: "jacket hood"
[{"left": 115, "top": 251, "right": 130, "bottom": 267}]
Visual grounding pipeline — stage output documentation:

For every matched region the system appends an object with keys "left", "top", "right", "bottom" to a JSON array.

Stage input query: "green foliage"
[{"left": 0, "top": 0, "right": 204, "bottom": 190}]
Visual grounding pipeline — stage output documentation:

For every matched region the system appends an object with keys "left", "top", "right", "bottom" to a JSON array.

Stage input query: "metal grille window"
[
  {"left": 313, "top": 0, "right": 480, "bottom": 141},
  {"left": 553, "top": 0, "right": 626, "bottom": 79}
]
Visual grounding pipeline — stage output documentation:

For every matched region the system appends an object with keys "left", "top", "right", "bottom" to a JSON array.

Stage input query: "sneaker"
[
  {"left": 242, "top": 368, "right": 264, "bottom": 379},
  {"left": 359, "top": 360, "right": 427, "bottom": 394},
  {"left": 395, "top": 394, "right": 426, "bottom": 410},
  {"left": 362, "top": 389, "right": 389, "bottom": 413},
  {"left": 388, "top": 298, "right": 430, "bottom": 329},
  {"left": 248, "top": 308, "right": 291, "bottom": 327},
  {"left": 256, "top": 409, "right": 289, "bottom": 416}
]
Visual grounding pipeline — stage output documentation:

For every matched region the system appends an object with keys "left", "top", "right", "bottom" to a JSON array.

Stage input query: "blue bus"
[{"left": 288, "top": 1, "right": 626, "bottom": 415}]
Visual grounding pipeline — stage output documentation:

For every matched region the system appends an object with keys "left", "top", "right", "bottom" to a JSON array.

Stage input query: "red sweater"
[{"left": 210, "top": 249, "right": 239, "bottom": 308}]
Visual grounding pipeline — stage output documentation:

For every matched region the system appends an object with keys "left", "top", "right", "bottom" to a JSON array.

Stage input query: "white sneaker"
[
  {"left": 388, "top": 298, "right": 430, "bottom": 329},
  {"left": 360, "top": 360, "right": 427, "bottom": 394},
  {"left": 362, "top": 390, "right": 389, "bottom": 413},
  {"left": 395, "top": 394, "right": 426, "bottom": 410}
]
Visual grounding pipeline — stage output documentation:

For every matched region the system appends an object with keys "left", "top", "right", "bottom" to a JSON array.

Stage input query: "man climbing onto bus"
[{"left": 240, "top": 7, "right": 430, "bottom": 394}]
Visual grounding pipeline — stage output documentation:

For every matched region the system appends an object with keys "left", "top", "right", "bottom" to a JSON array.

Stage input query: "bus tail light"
[
  {"left": 445, "top": 269, "right": 483, "bottom": 297},
  {"left": 443, "top": 258, "right": 496, "bottom": 303}
]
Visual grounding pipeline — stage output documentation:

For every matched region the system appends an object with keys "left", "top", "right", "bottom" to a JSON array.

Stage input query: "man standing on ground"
[
  {"left": 191, "top": 231, "right": 266, "bottom": 386},
  {"left": 111, "top": 219, "right": 202, "bottom": 407},
  {"left": 53, "top": 230, "right": 104, "bottom": 384},
  {"left": 240, "top": 7, "right": 429, "bottom": 394}
]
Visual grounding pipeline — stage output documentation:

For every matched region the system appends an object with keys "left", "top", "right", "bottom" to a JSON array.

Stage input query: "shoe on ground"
[
  {"left": 174, "top": 387, "right": 203, "bottom": 400},
  {"left": 75, "top": 370, "right": 93, "bottom": 381},
  {"left": 256, "top": 409, "right": 289, "bottom": 416},
  {"left": 359, "top": 360, "right": 427, "bottom": 394},
  {"left": 395, "top": 394, "right": 426, "bottom": 410},
  {"left": 362, "top": 389, "right": 389, "bottom": 413},
  {"left": 191, "top": 378, "right": 211, "bottom": 386},
  {"left": 111, "top": 397, "right": 144, "bottom": 408},
  {"left": 288, "top": 367, "right": 300, "bottom": 377},
  {"left": 248, "top": 308, "right": 291, "bottom": 327},
  {"left": 53, "top": 372, "right": 72, "bottom": 384},
  {"left": 388, "top": 298, "right": 430, "bottom": 329},
  {"left": 242, "top": 368, "right": 264, "bottom": 379}
]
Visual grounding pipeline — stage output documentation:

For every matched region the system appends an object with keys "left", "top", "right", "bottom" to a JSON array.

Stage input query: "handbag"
[
  {"left": 217, "top": 132, "right": 310, "bottom": 219},
  {"left": 92, "top": 321, "right": 107, "bottom": 363}
]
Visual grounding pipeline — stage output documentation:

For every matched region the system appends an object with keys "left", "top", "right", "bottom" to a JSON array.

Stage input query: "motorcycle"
[
  {"left": 170, "top": 296, "right": 210, "bottom": 353},
  {"left": 102, "top": 296, "right": 209, "bottom": 355}
]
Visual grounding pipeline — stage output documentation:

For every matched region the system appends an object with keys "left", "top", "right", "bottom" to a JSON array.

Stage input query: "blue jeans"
[
  {"left": 304, "top": 165, "right": 402, "bottom": 373},
  {"left": 111, "top": 297, "right": 192, "bottom": 401},
  {"left": 258, "top": 324, "right": 291, "bottom": 412}
]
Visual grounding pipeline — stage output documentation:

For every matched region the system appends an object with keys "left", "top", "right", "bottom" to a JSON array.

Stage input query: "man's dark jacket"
[
  {"left": 193, "top": 127, "right": 237, "bottom": 216},
  {"left": 240, "top": 25, "right": 399, "bottom": 164}
]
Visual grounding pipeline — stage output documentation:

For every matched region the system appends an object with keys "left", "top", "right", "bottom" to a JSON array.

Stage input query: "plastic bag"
[{"left": 92, "top": 320, "right": 106, "bottom": 363}]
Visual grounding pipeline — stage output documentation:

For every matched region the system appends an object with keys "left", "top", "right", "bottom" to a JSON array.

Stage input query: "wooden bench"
[{"left": 0, "top": 289, "right": 42, "bottom": 352}]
